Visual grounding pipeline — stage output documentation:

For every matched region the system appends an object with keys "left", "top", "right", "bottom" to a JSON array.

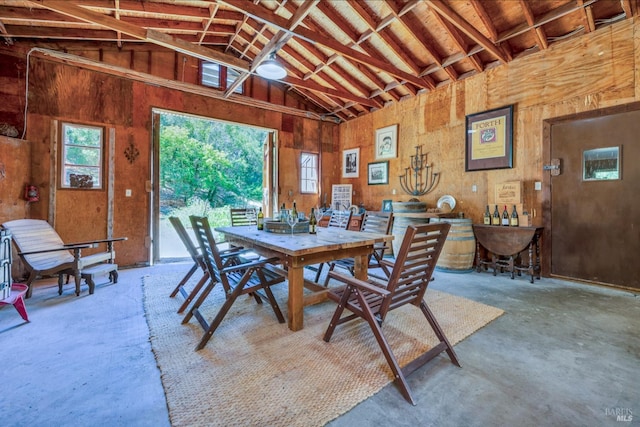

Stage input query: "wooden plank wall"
[
  {"left": 0, "top": 46, "right": 338, "bottom": 266},
  {"left": 338, "top": 19, "right": 639, "bottom": 226},
  {"left": 1, "top": 18, "right": 638, "bottom": 267}
]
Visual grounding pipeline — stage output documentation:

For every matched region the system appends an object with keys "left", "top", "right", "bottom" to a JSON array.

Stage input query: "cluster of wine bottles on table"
[{"left": 484, "top": 205, "right": 519, "bottom": 227}]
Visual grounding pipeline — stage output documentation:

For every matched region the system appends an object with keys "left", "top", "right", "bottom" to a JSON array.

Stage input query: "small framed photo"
[
  {"left": 382, "top": 199, "right": 393, "bottom": 212},
  {"left": 375, "top": 124, "right": 397, "bottom": 160},
  {"left": 342, "top": 148, "right": 360, "bottom": 178},
  {"left": 367, "top": 161, "right": 389, "bottom": 185}
]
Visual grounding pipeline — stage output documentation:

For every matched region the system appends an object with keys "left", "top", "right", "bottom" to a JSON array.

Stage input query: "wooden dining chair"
[
  {"left": 310, "top": 209, "right": 353, "bottom": 283},
  {"left": 230, "top": 208, "right": 257, "bottom": 226},
  {"left": 168, "top": 216, "right": 210, "bottom": 313},
  {"left": 323, "top": 222, "right": 460, "bottom": 405},
  {"left": 169, "top": 216, "right": 253, "bottom": 313},
  {"left": 322, "top": 210, "right": 394, "bottom": 286},
  {"left": 183, "top": 215, "right": 285, "bottom": 351}
]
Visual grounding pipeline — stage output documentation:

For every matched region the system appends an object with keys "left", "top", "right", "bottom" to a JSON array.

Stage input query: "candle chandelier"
[{"left": 399, "top": 145, "right": 440, "bottom": 196}]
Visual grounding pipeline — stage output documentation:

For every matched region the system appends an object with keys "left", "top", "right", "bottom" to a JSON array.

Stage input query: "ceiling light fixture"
[{"left": 256, "top": 53, "right": 287, "bottom": 80}]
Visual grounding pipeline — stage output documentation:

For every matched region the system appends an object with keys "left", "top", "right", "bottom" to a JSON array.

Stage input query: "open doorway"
[{"left": 151, "top": 109, "right": 276, "bottom": 262}]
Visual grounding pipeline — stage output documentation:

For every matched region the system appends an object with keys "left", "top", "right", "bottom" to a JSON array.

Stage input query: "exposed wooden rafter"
[{"left": 0, "top": 0, "right": 630, "bottom": 121}]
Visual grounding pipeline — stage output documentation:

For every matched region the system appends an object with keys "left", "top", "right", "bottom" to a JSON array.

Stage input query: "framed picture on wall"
[
  {"left": 367, "top": 161, "right": 389, "bottom": 185},
  {"left": 375, "top": 124, "right": 398, "bottom": 160},
  {"left": 382, "top": 199, "right": 393, "bottom": 212},
  {"left": 465, "top": 105, "right": 514, "bottom": 171},
  {"left": 342, "top": 148, "right": 360, "bottom": 178}
]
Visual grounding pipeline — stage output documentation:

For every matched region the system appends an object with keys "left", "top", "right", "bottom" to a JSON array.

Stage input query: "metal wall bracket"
[{"left": 543, "top": 158, "right": 561, "bottom": 176}]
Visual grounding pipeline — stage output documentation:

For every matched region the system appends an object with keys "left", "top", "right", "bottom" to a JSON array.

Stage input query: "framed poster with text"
[{"left": 465, "top": 105, "right": 514, "bottom": 171}]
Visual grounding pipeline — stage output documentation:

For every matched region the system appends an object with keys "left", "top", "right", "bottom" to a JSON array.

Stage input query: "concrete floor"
[{"left": 1, "top": 262, "right": 638, "bottom": 427}]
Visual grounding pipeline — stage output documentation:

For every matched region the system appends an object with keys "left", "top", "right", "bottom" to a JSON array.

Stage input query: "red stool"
[{"left": 0, "top": 283, "right": 29, "bottom": 321}]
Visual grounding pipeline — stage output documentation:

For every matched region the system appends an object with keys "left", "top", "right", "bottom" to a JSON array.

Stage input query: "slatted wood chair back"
[
  {"left": 321, "top": 211, "right": 394, "bottom": 285},
  {"left": 185, "top": 215, "right": 285, "bottom": 350},
  {"left": 309, "top": 209, "right": 353, "bottom": 283},
  {"left": 327, "top": 209, "right": 352, "bottom": 229},
  {"left": 360, "top": 210, "right": 394, "bottom": 272},
  {"left": 323, "top": 222, "right": 459, "bottom": 405},
  {"left": 379, "top": 222, "right": 449, "bottom": 318},
  {"left": 168, "top": 216, "right": 209, "bottom": 313},
  {"left": 230, "top": 208, "right": 257, "bottom": 226},
  {"left": 190, "top": 216, "right": 232, "bottom": 289}
]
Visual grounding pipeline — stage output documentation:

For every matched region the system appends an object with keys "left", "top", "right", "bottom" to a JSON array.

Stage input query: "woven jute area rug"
[{"left": 142, "top": 270, "right": 503, "bottom": 427}]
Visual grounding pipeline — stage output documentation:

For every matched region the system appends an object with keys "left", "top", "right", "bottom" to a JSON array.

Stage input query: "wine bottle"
[
  {"left": 483, "top": 205, "right": 491, "bottom": 225},
  {"left": 501, "top": 205, "right": 509, "bottom": 226},
  {"left": 292, "top": 201, "right": 298, "bottom": 220},
  {"left": 257, "top": 207, "right": 264, "bottom": 230},
  {"left": 510, "top": 205, "right": 519, "bottom": 227},
  {"left": 280, "top": 203, "right": 286, "bottom": 222},
  {"left": 492, "top": 205, "right": 500, "bottom": 225},
  {"left": 309, "top": 207, "right": 317, "bottom": 234}
]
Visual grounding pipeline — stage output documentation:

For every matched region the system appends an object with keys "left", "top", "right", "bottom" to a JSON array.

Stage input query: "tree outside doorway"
[{"left": 158, "top": 112, "right": 267, "bottom": 259}]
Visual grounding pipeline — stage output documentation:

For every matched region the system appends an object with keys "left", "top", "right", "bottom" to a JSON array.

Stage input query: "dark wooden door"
[{"left": 550, "top": 109, "right": 640, "bottom": 289}]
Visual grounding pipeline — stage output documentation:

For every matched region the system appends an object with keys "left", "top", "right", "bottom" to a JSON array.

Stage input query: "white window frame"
[
  {"left": 61, "top": 122, "right": 104, "bottom": 189},
  {"left": 300, "top": 152, "right": 318, "bottom": 194}
]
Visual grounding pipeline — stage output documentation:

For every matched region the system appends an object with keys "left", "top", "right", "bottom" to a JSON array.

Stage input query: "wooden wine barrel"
[
  {"left": 391, "top": 201, "right": 427, "bottom": 213},
  {"left": 391, "top": 215, "right": 431, "bottom": 258},
  {"left": 431, "top": 218, "right": 476, "bottom": 273}
]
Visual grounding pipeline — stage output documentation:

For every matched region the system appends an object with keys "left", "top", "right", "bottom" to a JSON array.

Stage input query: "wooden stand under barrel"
[{"left": 472, "top": 224, "right": 544, "bottom": 283}]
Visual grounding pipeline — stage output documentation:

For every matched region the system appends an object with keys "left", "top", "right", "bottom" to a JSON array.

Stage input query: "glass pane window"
[
  {"left": 202, "top": 62, "right": 243, "bottom": 94},
  {"left": 300, "top": 152, "right": 318, "bottom": 194},
  {"left": 61, "top": 123, "right": 103, "bottom": 189},
  {"left": 227, "top": 68, "right": 243, "bottom": 94},
  {"left": 201, "top": 62, "right": 221, "bottom": 88}
]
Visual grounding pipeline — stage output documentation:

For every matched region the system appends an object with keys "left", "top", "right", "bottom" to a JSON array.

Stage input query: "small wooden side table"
[
  {"left": 0, "top": 283, "right": 29, "bottom": 321},
  {"left": 472, "top": 224, "right": 544, "bottom": 283}
]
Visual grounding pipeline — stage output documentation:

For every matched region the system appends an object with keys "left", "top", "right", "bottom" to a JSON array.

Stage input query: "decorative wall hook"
[
  {"left": 399, "top": 145, "right": 440, "bottom": 196},
  {"left": 124, "top": 140, "right": 140, "bottom": 164}
]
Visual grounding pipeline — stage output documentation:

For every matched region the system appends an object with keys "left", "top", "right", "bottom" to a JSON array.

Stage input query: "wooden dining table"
[{"left": 215, "top": 225, "right": 393, "bottom": 331}]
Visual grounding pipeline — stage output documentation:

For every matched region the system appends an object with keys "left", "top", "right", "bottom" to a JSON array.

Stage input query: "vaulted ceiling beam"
[
  {"left": 497, "top": 0, "right": 598, "bottom": 44},
  {"left": 469, "top": 0, "right": 497, "bottom": 42},
  {"left": 0, "top": 18, "right": 13, "bottom": 45},
  {"left": 426, "top": 0, "right": 507, "bottom": 64},
  {"left": 198, "top": 3, "right": 219, "bottom": 45},
  {"left": 225, "top": 0, "right": 317, "bottom": 97},
  {"left": 219, "top": 0, "right": 434, "bottom": 90},
  {"left": 576, "top": 0, "right": 596, "bottom": 32},
  {"left": 519, "top": 0, "right": 548, "bottom": 50},
  {"left": 29, "top": 0, "right": 250, "bottom": 70}
]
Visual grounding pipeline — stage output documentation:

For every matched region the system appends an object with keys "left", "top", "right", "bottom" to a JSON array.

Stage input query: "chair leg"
[
  {"left": 181, "top": 278, "right": 216, "bottom": 325},
  {"left": 323, "top": 286, "right": 352, "bottom": 342},
  {"left": 177, "top": 271, "right": 209, "bottom": 314},
  {"left": 9, "top": 293, "right": 29, "bottom": 321},
  {"left": 357, "top": 290, "right": 416, "bottom": 405},
  {"left": 419, "top": 300, "right": 460, "bottom": 367},
  {"left": 86, "top": 275, "right": 96, "bottom": 295},
  {"left": 195, "top": 283, "right": 244, "bottom": 351},
  {"left": 314, "top": 263, "right": 324, "bottom": 284},
  {"left": 261, "top": 285, "right": 285, "bottom": 323},
  {"left": 25, "top": 271, "right": 38, "bottom": 299},
  {"left": 322, "top": 263, "right": 337, "bottom": 287},
  {"left": 73, "top": 269, "right": 83, "bottom": 296},
  {"left": 110, "top": 270, "right": 118, "bottom": 284},
  {"left": 170, "top": 263, "right": 198, "bottom": 298},
  {"left": 57, "top": 273, "right": 64, "bottom": 295}
]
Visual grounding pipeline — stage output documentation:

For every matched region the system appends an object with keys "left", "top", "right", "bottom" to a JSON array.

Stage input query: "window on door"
[
  {"left": 300, "top": 152, "right": 318, "bottom": 194},
  {"left": 60, "top": 122, "right": 104, "bottom": 189}
]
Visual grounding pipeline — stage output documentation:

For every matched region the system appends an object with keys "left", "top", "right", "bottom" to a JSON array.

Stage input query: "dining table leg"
[
  {"left": 353, "top": 253, "right": 369, "bottom": 281},
  {"left": 287, "top": 265, "right": 304, "bottom": 331}
]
